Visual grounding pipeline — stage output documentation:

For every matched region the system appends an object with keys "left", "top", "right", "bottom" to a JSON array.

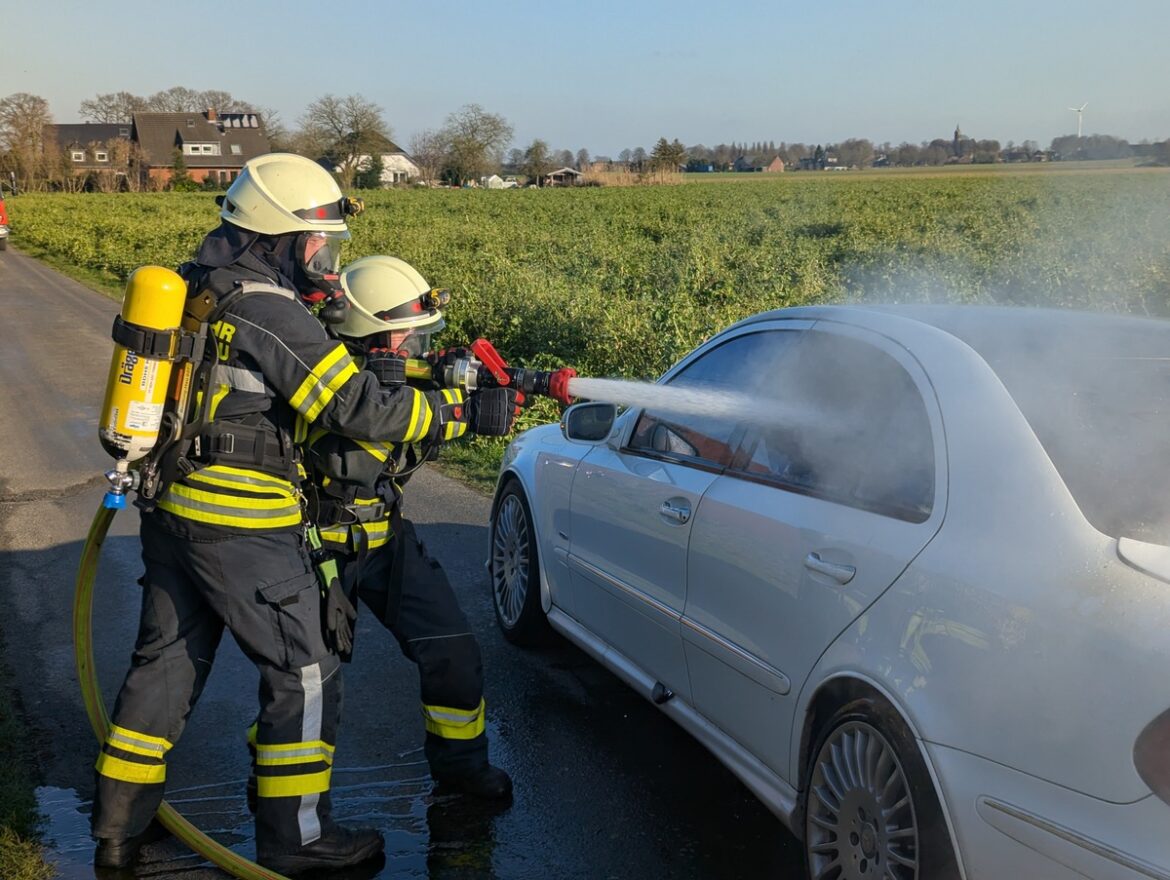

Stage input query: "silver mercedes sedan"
[{"left": 487, "top": 305, "right": 1170, "bottom": 880}]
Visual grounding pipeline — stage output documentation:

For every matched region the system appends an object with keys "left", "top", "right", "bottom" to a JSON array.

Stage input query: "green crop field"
[
  {"left": 12, "top": 167, "right": 1170, "bottom": 473},
  {"left": 15, "top": 169, "right": 1170, "bottom": 383}
]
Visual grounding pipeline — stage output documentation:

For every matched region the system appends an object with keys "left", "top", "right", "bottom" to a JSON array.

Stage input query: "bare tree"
[
  {"left": 521, "top": 139, "right": 553, "bottom": 184},
  {"left": 299, "top": 94, "right": 390, "bottom": 188},
  {"left": 80, "top": 91, "right": 148, "bottom": 123},
  {"left": 439, "top": 104, "right": 513, "bottom": 184},
  {"left": 0, "top": 92, "right": 52, "bottom": 190},
  {"left": 409, "top": 128, "right": 448, "bottom": 185},
  {"left": 575, "top": 147, "right": 590, "bottom": 170},
  {"left": 254, "top": 106, "right": 290, "bottom": 152},
  {"left": 146, "top": 86, "right": 201, "bottom": 112}
]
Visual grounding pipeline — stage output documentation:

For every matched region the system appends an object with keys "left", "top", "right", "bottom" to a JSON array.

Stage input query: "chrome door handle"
[
  {"left": 659, "top": 500, "right": 691, "bottom": 524},
  {"left": 804, "top": 552, "right": 856, "bottom": 585}
]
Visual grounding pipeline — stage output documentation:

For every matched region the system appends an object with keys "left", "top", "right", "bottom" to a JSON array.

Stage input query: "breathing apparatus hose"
[{"left": 74, "top": 502, "right": 291, "bottom": 880}]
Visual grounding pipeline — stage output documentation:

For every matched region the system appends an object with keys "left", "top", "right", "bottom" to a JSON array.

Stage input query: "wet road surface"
[{"left": 0, "top": 249, "right": 806, "bottom": 879}]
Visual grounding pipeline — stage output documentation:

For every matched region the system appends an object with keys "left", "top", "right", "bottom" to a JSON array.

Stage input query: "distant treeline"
[{"left": 651, "top": 133, "right": 1165, "bottom": 171}]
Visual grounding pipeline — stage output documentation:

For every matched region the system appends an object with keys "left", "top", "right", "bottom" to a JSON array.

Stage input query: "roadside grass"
[{"left": 0, "top": 640, "right": 54, "bottom": 880}]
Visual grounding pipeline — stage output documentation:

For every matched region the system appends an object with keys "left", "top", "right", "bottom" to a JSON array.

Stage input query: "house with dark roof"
[
  {"left": 45, "top": 123, "right": 135, "bottom": 170},
  {"left": 132, "top": 109, "right": 271, "bottom": 187}
]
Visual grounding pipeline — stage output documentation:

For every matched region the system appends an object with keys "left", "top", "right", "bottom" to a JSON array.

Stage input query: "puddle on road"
[
  {"left": 35, "top": 786, "right": 93, "bottom": 880},
  {"left": 37, "top": 739, "right": 509, "bottom": 879}
]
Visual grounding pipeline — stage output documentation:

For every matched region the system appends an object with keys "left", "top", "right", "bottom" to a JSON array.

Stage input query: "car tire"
[
  {"left": 490, "top": 480, "right": 548, "bottom": 646},
  {"left": 0, "top": 238, "right": 7, "bottom": 251},
  {"left": 803, "top": 697, "right": 959, "bottom": 880}
]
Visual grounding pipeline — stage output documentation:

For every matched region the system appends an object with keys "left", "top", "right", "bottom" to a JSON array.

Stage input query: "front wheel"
[
  {"left": 489, "top": 481, "right": 548, "bottom": 645},
  {"left": 0, "top": 237, "right": 7, "bottom": 251},
  {"left": 803, "top": 699, "right": 958, "bottom": 880}
]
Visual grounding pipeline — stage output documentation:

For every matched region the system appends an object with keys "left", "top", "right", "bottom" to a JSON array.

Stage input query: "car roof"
[{"left": 739, "top": 303, "right": 1170, "bottom": 360}]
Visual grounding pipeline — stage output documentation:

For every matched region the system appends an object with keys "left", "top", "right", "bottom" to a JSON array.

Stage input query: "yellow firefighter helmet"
[{"left": 336, "top": 255, "right": 448, "bottom": 356}]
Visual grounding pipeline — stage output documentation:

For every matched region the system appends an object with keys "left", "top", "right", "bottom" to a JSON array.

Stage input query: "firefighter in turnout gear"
[
  {"left": 90, "top": 154, "right": 514, "bottom": 876},
  {"left": 306, "top": 255, "right": 513, "bottom": 799}
]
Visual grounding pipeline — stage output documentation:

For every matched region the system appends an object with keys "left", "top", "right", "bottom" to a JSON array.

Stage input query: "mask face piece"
[
  {"left": 367, "top": 328, "right": 433, "bottom": 358},
  {"left": 296, "top": 231, "right": 351, "bottom": 323}
]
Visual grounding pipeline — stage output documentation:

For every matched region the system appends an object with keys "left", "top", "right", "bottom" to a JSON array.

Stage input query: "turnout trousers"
[
  {"left": 345, "top": 519, "right": 488, "bottom": 777},
  {"left": 92, "top": 513, "right": 344, "bottom": 856}
]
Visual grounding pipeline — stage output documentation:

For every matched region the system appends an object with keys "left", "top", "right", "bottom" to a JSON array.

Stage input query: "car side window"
[
  {"left": 629, "top": 330, "right": 803, "bottom": 469},
  {"left": 736, "top": 330, "right": 935, "bottom": 522}
]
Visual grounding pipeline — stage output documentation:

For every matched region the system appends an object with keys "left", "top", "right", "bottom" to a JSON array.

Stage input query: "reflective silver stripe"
[
  {"left": 108, "top": 730, "right": 169, "bottom": 756},
  {"left": 213, "top": 364, "right": 267, "bottom": 394},
  {"left": 254, "top": 744, "right": 333, "bottom": 763},
  {"left": 158, "top": 490, "right": 300, "bottom": 521},
  {"left": 238, "top": 281, "right": 296, "bottom": 300},
  {"left": 423, "top": 705, "right": 482, "bottom": 724},
  {"left": 298, "top": 663, "right": 323, "bottom": 845}
]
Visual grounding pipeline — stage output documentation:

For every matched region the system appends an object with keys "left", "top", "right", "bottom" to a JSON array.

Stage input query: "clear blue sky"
[{"left": 7, "top": 0, "right": 1168, "bottom": 156}]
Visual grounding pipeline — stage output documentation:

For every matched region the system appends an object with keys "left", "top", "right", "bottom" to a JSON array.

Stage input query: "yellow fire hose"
[{"left": 74, "top": 502, "right": 291, "bottom": 880}]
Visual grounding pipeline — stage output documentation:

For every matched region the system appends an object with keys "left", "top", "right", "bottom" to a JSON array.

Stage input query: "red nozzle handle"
[
  {"left": 470, "top": 338, "right": 511, "bottom": 386},
  {"left": 548, "top": 368, "right": 577, "bottom": 405}
]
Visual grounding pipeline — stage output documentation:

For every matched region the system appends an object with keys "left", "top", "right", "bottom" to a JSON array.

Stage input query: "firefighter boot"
[
  {"left": 435, "top": 763, "right": 513, "bottom": 801},
  {"left": 257, "top": 824, "right": 385, "bottom": 876},
  {"left": 94, "top": 819, "right": 170, "bottom": 871}
]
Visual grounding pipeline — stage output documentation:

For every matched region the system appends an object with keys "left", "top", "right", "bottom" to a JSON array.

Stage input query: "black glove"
[
  {"left": 322, "top": 577, "right": 357, "bottom": 661},
  {"left": 365, "top": 348, "right": 406, "bottom": 386},
  {"left": 307, "top": 525, "right": 357, "bottom": 660},
  {"left": 466, "top": 387, "right": 520, "bottom": 436}
]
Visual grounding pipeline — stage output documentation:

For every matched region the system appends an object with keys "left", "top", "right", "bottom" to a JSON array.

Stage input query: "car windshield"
[{"left": 920, "top": 309, "right": 1170, "bottom": 544}]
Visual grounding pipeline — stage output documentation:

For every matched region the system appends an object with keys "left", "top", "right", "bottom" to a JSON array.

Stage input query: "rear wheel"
[
  {"left": 490, "top": 481, "right": 547, "bottom": 645},
  {"left": 0, "top": 238, "right": 7, "bottom": 251},
  {"left": 803, "top": 698, "right": 958, "bottom": 880}
]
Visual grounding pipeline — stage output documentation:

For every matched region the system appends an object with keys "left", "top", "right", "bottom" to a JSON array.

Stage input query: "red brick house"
[
  {"left": 765, "top": 155, "right": 786, "bottom": 173},
  {"left": 132, "top": 109, "right": 271, "bottom": 186}
]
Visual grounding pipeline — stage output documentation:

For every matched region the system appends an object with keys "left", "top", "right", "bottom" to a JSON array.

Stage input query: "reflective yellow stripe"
[
  {"left": 294, "top": 415, "right": 308, "bottom": 444},
  {"left": 422, "top": 698, "right": 486, "bottom": 741},
  {"left": 247, "top": 723, "right": 258, "bottom": 747},
  {"left": 158, "top": 483, "right": 302, "bottom": 529},
  {"left": 207, "top": 383, "right": 230, "bottom": 421},
  {"left": 255, "top": 740, "right": 335, "bottom": 767},
  {"left": 403, "top": 388, "right": 434, "bottom": 442},
  {"left": 96, "top": 752, "right": 166, "bottom": 784},
  {"left": 320, "top": 519, "right": 392, "bottom": 551},
  {"left": 256, "top": 768, "right": 332, "bottom": 798},
  {"left": 107, "top": 725, "right": 173, "bottom": 758},
  {"left": 355, "top": 439, "right": 391, "bottom": 462},
  {"left": 186, "top": 466, "right": 298, "bottom": 497},
  {"left": 289, "top": 345, "right": 359, "bottom": 423},
  {"left": 438, "top": 389, "right": 466, "bottom": 441}
]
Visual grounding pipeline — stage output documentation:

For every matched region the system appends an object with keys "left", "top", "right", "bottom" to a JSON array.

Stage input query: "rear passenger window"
[
  {"left": 737, "top": 330, "right": 935, "bottom": 521},
  {"left": 629, "top": 330, "right": 802, "bottom": 469}
]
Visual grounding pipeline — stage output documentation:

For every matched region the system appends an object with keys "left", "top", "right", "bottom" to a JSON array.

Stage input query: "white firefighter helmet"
[
  {"left": 337, "top": 255, "right": 448, "bottom": 355},
  {"left": 220, "top": 153, "right": 349, "bottom": 235}
]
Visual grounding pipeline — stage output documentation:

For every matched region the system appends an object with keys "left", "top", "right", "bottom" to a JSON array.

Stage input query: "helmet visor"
[
  {"left": 298, "top": 230, "right": 351, "bottom": 281},
  {"left": 367, "top": 320, "right": 446, "bottom": 358}
]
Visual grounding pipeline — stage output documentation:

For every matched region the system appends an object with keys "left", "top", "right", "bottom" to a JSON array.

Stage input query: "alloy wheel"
[
  {"left": 806, "top": 720, "right": 919, "bottom": 880},
  {"left": 491, "top": 493, "right": 530, "bottom": 628}
]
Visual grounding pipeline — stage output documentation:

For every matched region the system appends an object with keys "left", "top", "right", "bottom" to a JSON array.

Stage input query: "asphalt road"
[{"left": 0, "top": 249, "right": 805, "bottom": 879}]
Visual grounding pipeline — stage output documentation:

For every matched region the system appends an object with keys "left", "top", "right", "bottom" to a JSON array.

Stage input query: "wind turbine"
[{"left": 1068, "top": 102, "right": 1087, "bottom": 138}]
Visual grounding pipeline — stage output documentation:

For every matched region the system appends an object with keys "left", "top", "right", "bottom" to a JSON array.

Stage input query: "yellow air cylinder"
[{"left": 99, "top": 266, "right": 188, "bottom": 462}]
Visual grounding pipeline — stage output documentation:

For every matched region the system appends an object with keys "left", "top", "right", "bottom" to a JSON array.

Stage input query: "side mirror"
[{"left": 561, "top": 402, "right": 616, "bottom": 443}]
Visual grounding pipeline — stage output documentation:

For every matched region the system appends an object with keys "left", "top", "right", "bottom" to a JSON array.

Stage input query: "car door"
[
  {"left": 566, "top": 325, "right": 809, "bottom": 699},
  {"left": 682, "top": 323, "right": 946, "bottom": 780}
]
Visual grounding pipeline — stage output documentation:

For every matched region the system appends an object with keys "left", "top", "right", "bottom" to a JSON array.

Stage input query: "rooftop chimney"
[{"left": 206, "top": 108, "right": 217, "bottom": 122}]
